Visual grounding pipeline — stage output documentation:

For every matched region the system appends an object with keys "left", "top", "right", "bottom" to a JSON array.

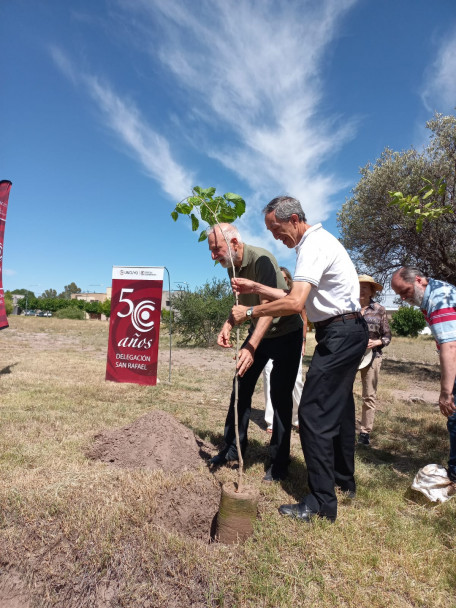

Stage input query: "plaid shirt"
[
  {"left": 420, "top": 278, "right": 456, "bottom": 346},
  {"left": 363, "top": 300, "right": 391, "bottom": 357}
]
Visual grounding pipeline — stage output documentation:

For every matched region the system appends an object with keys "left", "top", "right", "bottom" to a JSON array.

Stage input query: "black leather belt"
[{"left": 313, "top": 311, "right": 362, "bottom": 329}]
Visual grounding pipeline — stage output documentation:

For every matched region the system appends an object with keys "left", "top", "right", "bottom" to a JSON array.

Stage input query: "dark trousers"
[
  {"left": 298, "top": 316, "right": 368, "bottom": 519},
  {"left": 446, "top": 379, "right": 456, "bottom": 481},
  {"left": 223, "top": 328, "right": 302, "bottom": 473}
]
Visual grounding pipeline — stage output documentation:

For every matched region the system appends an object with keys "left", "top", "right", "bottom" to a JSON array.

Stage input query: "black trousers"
[
  {"left": 298, "top": 315, "right": 368, "bottom": 519},
  {"left": 223, "top": 328, "right": 302, "bottom": 474}
]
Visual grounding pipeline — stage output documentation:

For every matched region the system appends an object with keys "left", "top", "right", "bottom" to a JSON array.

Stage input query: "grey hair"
[
  {"left": 262, "top": 196, "right": 306, "bottom": 222},
  {"left": 394, "top": 266, "right": 428, "bottom": 284},
  {"left": 206, "top": 223, "right": 243, "bottom": 244}
]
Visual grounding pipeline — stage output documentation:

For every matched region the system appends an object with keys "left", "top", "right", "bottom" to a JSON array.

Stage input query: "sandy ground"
[{"left": 87, "top": 410, "right": 221, "bottom": 540}]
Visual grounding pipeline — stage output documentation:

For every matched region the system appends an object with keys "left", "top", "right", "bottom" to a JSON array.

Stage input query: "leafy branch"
[
  {"left": 389, "top": 177, "right": 452, "bottom": 233},
  {"left": 172, "top": 186, "right": 246, "bottom": 242}
]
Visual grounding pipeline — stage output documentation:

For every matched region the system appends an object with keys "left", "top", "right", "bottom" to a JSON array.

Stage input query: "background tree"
[
  {"left": 41, "top": 288, "right": 57, "bottom": 299},
  {"left": 58, "top": 282, "right": 82, "bottom": 299},
  {"left": 100, "top": 298, "right": 111, "bottom": 318},
  {"left": 172, "top": 279, "right": 235, "bottom": 346},
  {"left": 338, "top": 113, "right": 456, "bottom": 284},
  {"left": 11, "top": 288, "right": 36, "bottom": 300},
  {"left": 390, "top": 306, "right": 427, "bottom": 338},
  {"left": 4, "top": 292, "right": 13, "bottom": 315}
]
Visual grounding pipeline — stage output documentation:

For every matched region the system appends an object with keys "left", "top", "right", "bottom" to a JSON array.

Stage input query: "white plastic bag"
[{"left": 411, "top": 464, "right": 456, "bottom": 503}]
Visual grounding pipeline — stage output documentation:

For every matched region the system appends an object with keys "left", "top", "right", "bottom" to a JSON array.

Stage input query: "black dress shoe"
[
  {"left": 262, "top": 465, "right": 287, "bottom": 483},
  {"left": 278, "top": 502, "right": 335, "bottom": 523},
  {"left": 358, "top": 432, "right": 370, "bottom": 445},
  {"left": 209, "top": 452, "right": 227, "bottom": 466},
  {"left": 209, "top": 451, "right": 238, "bottom": 466}
]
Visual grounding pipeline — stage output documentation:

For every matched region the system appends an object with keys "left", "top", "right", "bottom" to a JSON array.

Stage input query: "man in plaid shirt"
[{"left": 392, "top": 266, "right": 456, "bottom": 481}]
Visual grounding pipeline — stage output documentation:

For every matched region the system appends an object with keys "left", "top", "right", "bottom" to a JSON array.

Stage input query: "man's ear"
[
  {"left": 231, "top": 238, "right": 239, "bottom": 248},
  {"left": 290, "top": 213, "right": 299, "bottom": 226}
]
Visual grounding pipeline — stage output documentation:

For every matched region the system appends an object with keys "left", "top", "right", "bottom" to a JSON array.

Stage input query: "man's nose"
[{"left": 211, "top": 252, "right": 217, "bottom": 260}]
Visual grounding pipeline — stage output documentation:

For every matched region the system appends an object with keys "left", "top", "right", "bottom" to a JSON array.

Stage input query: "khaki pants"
[{"left": 359, "top": 356, "right": 382, "bottom": 434}]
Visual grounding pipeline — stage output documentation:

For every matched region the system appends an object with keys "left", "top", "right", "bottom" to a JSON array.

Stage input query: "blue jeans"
[{"left": 447, "top": 379, "right": 456, "bottom": 481}]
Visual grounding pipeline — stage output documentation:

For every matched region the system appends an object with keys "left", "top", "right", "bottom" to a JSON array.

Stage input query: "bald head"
[{"left": 207, "top": 223, "right": 244, "bottom": 268}]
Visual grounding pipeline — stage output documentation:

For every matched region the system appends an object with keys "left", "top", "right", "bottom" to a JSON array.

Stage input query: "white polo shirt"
[{"left": 294, "top": 223, "right": 360, "bottom": 323}]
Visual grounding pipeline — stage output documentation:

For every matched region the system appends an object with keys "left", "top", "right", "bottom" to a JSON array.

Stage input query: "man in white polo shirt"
[{"left": 231, "top": 195, "right": 368, "bottom": 522}]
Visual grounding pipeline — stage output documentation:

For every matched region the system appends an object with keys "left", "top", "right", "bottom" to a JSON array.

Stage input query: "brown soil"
[
  {"left": 0, "top": 570, "right": 31, "bottom": 608},
  {"left": 392, "top": 387, "right": 439, "bottom": 404},
  {"left": 87, "top": 410, "right": 221, "bottom": 540}
]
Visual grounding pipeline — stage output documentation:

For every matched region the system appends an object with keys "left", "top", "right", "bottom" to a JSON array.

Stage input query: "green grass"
[{"left": 0, "top": 317, "right": 455, "bottom": 607}]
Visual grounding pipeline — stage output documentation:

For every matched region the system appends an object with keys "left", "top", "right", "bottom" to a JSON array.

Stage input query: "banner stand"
[
  {"left": 164, "top": 266, "right": 172, "bottom": 383},
  {"left": 106, "top": 266, "right": 165, "bottom": 386},
  {"left": 0, "top": 180, "right": 12, "bottom": 330}
]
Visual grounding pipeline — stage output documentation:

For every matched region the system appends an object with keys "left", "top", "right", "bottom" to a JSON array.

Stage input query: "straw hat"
[{"left": 358, "top": 274, "right": 383, "bottom": 292}]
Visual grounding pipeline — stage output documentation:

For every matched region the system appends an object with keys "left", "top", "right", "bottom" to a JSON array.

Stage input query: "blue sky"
[{"left": 2, "top": 0, "right": 456, "bottom": 296}]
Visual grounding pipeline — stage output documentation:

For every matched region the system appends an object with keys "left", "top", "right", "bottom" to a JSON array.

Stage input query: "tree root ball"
[{"left": 216, "top": 482, "right": 259, "bottom": 544}]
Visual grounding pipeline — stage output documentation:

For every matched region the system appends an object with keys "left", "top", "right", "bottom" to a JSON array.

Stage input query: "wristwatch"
[{"left": 246, "top": 307, "right": 254, "bottom": 318}]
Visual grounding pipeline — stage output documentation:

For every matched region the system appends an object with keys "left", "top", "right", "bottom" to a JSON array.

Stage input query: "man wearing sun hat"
[{"left": 358, "top": 275, "right": 391, "bottom": 445}]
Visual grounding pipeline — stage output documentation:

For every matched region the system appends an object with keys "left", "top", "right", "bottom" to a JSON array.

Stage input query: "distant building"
[
  {"left": 161, "top": 290, "right": 185, "bottom": 311},
  {"left": 71, "top": 290, "right": 110, "bottom": 320},
  {"left": 380, "top": 289, "right": 400, "bottom": 319}
]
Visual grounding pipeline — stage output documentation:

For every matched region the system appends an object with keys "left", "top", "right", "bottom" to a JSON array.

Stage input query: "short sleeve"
[
  {"left": 294, "top": 241, "right": 327, "bottom": 287},
  {"left": 254, "top": 256, "right": 278, "bottom": 289}
]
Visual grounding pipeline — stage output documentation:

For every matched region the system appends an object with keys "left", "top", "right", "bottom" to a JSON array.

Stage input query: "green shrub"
[
  {"left": 161, "top": 308, "right": 174, "bottom": 329},
  {"left": 4, "top": 292, "right": 13, "bottom": 316},
  {"left": 172, "top": 278, "right": 234, "bottom": 346},
  {"left": 390, "top": 305, "right": 427, "bottom": 337},
  {"left": 55, "top": 307, "right": 86, "bottom": 320},
  {"left": 100, "top": 298, "right": 111, "bottom": 318}
]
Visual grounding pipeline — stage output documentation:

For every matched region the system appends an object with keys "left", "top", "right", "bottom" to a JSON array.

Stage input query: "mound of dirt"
[
  {"left": 87, "top": 410, "right": 221, "bottom": 541},
  {"left": 87, "top": 410, "right": 213, "bottom": 472}
]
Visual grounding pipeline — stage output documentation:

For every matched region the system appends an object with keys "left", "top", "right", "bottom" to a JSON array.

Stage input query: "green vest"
[{"left": 228, "top": 243, "right": 302, "bottom": 339}]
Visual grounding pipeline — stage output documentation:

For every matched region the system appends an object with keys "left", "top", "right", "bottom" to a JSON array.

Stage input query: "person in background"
[
  {"left": 263, "top": 266, "right": 307, "bottom": 432},
  {"left": 357, "top": 274, "right": 391, "bottom": 446},
  {"left": 391, "top": 267, "right": 456, "bottom": 482}
]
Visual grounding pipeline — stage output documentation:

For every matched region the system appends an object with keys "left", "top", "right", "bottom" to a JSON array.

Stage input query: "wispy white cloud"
[
  {"left": 123, "top": 0, "right": 359, "bottom": 223},
  {"left": 3, "top": 269, "right": 16, "bottom": 277},
  {"left": 421, "top": 29, "right": 456, "bottom": 113},
  {"left": 49, "top": 47, "right": 193, "bottom": 201}
]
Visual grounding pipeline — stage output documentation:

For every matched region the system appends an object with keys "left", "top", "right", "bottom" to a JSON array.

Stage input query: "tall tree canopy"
[
  {"left": 58, "top": 282, "right": 82, "bottom": 299},
  {"left": 338, "top": 113, "right": 456, "bottom": 284},
  {"left": 41, "top": 288, "right": 57, "bottom": 299}
]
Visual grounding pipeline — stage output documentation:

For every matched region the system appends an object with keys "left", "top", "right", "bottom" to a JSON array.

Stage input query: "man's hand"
[
  {"left": 232, "top": 305, "right": 248, "bottom": 325},
  {"left": 236, "top": 344, "right": 255, "bottom": 377},
  {"left": 231, "top": 277, "right": 256, "bottom": 295},
  {"left": 439, "top": 391, "right": 456, "bottom": 417},
  {"left": 217, "top": 319, "right": 234, "bottom": 348},
  {"left": 367, "top": 339, "right": 382, "bottom": 349}
]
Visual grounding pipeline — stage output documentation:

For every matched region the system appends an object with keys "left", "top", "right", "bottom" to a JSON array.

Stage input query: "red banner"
[
  {"left": 0, "top": 180, "right": 12, "bottom": 330},
  {"left": 106, "top": 266, "right": 164, "bottom": 385}
]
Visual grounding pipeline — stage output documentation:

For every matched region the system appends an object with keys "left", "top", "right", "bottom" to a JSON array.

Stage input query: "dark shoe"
[
  {"left": 358, "top": 432, "right": 370, "bottom": 445},
  {"left": 278, "top": 502, "right": 335, "bottom": 523},
  {"left": 262, "top": 466, "right": 287, "bottom": 483},
  {"left": 336, "top": 483, "right": 356, "bottom": 499},
  {"left": 209, "top": 450, "right": 237, "bottom": 466},
  {"left": 447, "top": 468, "right": 456, "bottom": 483}
]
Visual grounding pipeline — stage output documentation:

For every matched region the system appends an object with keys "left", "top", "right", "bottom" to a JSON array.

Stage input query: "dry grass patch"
[{"left": 0, "top": 318, "right": 456, "bottom": 607}]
